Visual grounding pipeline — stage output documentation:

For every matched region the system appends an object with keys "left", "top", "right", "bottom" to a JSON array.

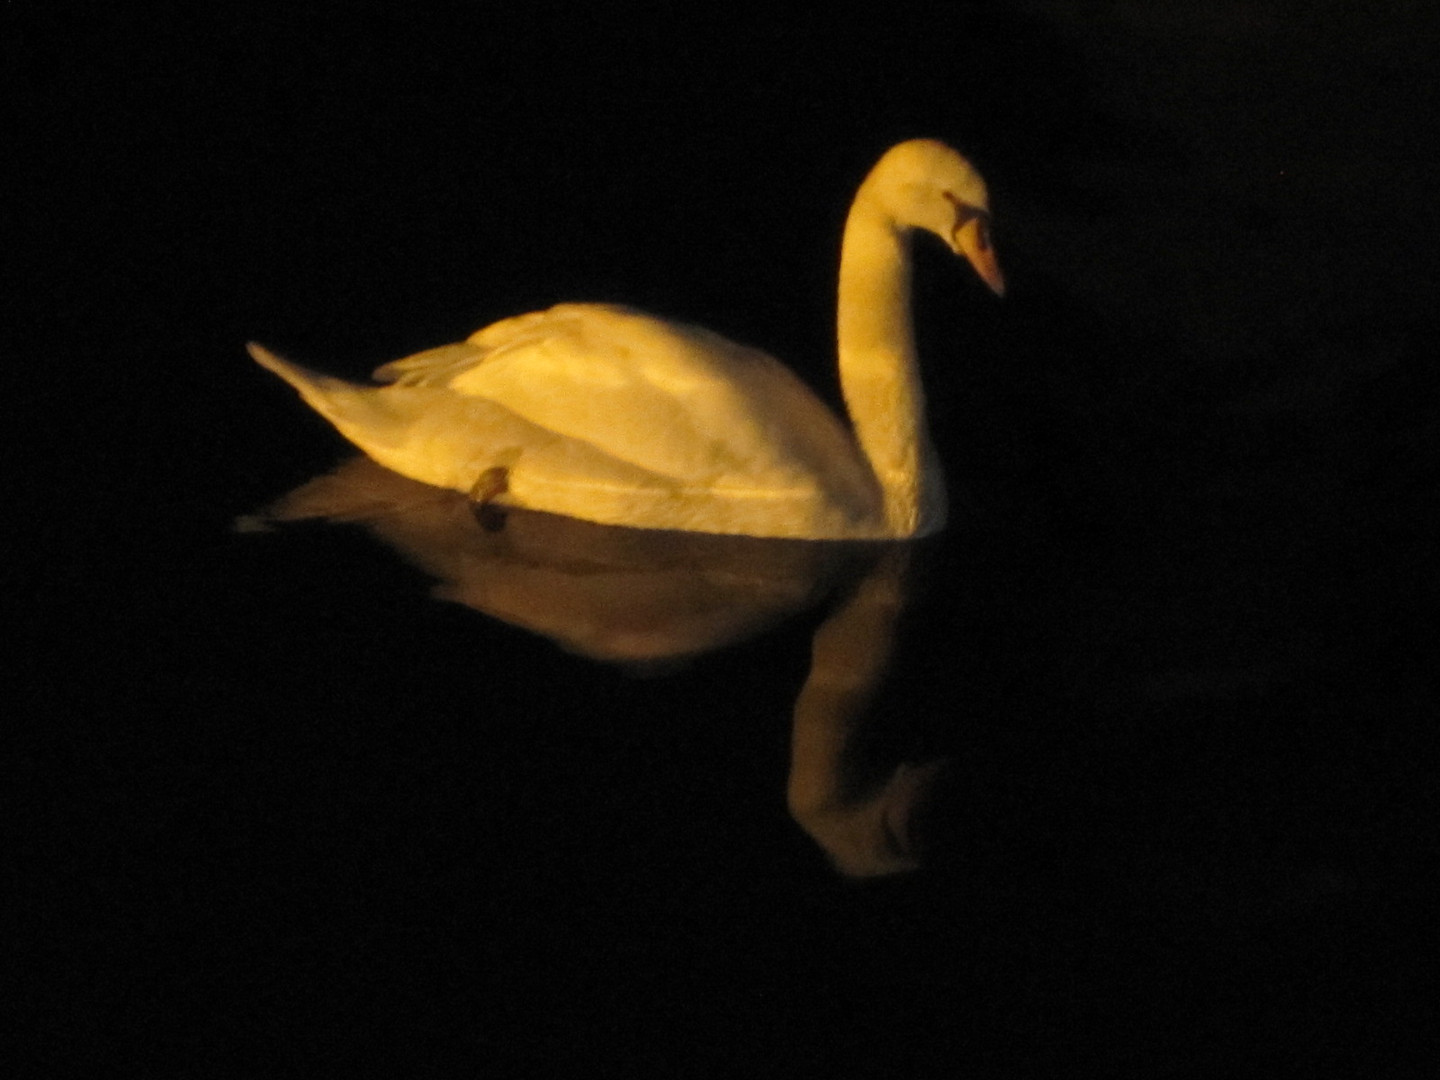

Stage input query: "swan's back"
[{"left": 325, "top": 304, "right": 885, "bottom": 537}]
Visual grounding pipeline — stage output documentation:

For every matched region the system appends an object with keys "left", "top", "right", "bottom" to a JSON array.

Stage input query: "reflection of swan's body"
[
  {"left": 247, "top": 456, "right": 869, "bottom": 664},
  {"left": 250, "top": 139, "right": 1003, "bottom": 539}
]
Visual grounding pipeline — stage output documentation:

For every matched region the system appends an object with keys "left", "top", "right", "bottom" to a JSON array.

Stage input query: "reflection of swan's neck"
[{"left": 836, "top": 188, "right": 944, "bottom": 537}]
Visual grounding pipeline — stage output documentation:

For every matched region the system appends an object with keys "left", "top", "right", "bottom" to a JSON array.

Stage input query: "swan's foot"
[{"left": 470, "top": 466, "right": 510, "bottom": 532}]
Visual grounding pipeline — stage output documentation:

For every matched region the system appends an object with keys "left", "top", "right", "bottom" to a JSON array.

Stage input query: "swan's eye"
[
  {"left": 942, "top": 191, "right": 985, "bottom": 233},
  {"left": 942, "top": 191, "right": 992, "bottom": 254}
]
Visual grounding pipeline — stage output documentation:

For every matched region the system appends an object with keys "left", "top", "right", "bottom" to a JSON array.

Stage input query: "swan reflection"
[{"left": 246, "top": 457, "right": 945, "bottom": 875}]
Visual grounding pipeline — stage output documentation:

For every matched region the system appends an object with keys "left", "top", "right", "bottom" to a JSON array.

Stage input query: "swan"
[{"left": 249, "top": 139, "right": 1004, "bottom": 539}]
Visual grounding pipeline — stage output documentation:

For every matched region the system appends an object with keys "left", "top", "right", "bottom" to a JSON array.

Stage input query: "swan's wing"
[
  {"left": 440, "top": 304, "right": 878, "bottom": 510},
  {"left": 363, "top": 303, "right": 882, "bottom": 532},
  {"left": 371, "top": 309, "right": 582, "bottom": 386},
  {"left": 371, "top": 341, "right": 489, "bottom": 386}
]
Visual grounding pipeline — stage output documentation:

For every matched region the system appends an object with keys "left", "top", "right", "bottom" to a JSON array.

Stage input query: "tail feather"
[
  {"left": 247, "top": 341, "right": 406, "bottom": 445},
  {"left": 248, "top": 341, "right": 357, "bottom": 411},
  {"left": 249, "top": 341, "right": 542, "bottom": 495}
]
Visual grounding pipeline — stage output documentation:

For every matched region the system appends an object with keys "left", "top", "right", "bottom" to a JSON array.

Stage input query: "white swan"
[{"left": 249, "top": 139, "right": 1004, "bottom": 539}]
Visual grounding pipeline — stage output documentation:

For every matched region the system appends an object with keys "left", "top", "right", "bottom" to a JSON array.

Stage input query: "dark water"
[{"left": 10, "top": 3, "right": 1436, "bottom": 1074}]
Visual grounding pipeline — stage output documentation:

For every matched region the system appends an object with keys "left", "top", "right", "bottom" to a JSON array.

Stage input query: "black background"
[{"left": 8, "top": 2, "right": 1437, "bottom": 1074}]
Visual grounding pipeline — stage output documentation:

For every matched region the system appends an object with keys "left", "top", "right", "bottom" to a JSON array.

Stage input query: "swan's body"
[{"left": 251, "top": 139, "right": 1003, "bottom": 539}]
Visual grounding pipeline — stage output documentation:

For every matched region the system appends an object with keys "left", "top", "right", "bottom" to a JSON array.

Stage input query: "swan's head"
[{"left": 867, "top": 139, "right": 1005, "bottom": 296}]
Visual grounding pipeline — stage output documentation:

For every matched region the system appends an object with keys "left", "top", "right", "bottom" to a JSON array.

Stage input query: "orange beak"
[{"left": 953, "top": 213, "right": 1006, "bottom": 297}]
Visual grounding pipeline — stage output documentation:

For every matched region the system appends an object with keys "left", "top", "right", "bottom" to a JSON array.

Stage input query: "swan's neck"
[{"left": 836, "top": 191, "right": 945, "bottom": 537}]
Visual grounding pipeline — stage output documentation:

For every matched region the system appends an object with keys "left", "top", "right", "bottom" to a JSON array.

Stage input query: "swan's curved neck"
[{"left": 836, "top": 188, "right": 945, "bottom": 537}]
